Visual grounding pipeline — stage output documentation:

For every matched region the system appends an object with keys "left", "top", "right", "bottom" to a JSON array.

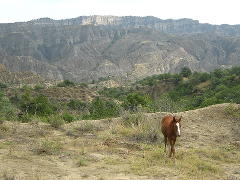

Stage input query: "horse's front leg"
[
  {"left": 172, "top": 138, "right": 176, "bottom": 159},
  {"left": 164, "top": 136, "right": 167, "bottom": 153}
]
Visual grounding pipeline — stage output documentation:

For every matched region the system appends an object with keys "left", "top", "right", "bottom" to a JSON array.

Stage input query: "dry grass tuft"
[{"left": 33, "top": 139, "right": 62, "bottom": 155}]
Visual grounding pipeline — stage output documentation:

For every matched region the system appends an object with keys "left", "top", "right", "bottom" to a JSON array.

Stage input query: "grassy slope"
[{"left": 0, "top": 103, "right": 239, "bottom": 180}]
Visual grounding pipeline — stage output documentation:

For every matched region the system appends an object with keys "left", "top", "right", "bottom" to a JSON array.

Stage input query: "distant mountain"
[{"left": 0, "top": 16, "right": 240, "bottom": 82}]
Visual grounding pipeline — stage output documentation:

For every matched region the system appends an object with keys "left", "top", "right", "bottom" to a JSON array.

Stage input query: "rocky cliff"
[{"left": 0, "top": 16, "right": 240, "bottom": 82}]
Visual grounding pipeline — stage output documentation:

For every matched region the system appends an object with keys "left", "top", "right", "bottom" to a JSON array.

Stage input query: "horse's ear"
[
  {"left": 179, "top": 116, "right": 182, "bottom": 122},
  {"left": 173, "top": 116, "right": 176, "bottom": 122}
]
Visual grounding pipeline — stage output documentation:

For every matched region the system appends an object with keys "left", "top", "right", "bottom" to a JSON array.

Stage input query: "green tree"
[
  {"left": 180, "top": 67, "right": 192, "bottom": 78},
  {"left": 87, "top": 97, "right": 120, "bottom": 119},
  {"left": 123, "top": 93, "right": 151, "bottom": 111},
  {"left": 20, "top": 94, "right": 55, "bottom": 116}
]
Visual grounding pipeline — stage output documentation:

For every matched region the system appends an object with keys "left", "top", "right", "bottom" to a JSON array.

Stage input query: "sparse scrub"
[
  {"left": 34, "top": 140, "right": 62, "bottom": 155},
  {"left": 76, "top": 121, "right": 98, "bottom": 133},
  {"left": 224, "top": 103, "right": 240, "bottom": 119},
  {"left": 0, "top": 123, "right": 9, "bottom": 132},
  {"left": 48, "top": 115, "right": 65, "bottom": 128},
  {"left": 121, "top": 111, "right": 144, "bottom": 127},
  {"left": 119, "top": 111, "right": 160, "bottom": 143},
  {"left": 76, "top": 156, "right": 89, "bottom": 167}
]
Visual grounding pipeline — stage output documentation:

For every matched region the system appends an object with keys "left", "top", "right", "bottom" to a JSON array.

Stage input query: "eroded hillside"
[{"left": 1, "top": 16, "right": 240, "bottom": 82}]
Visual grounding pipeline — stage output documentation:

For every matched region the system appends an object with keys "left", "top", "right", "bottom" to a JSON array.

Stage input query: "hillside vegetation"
[
  {"left": 0, "top": 66, "right": 240, "bottom": 179},
  {"left": 0, "top": 66, "right": 240, "bottom": 122}
]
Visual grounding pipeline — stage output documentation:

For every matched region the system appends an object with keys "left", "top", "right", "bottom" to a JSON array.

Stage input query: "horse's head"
[{"left": 173, "top": 116, "right": 182, "bottom": 137}]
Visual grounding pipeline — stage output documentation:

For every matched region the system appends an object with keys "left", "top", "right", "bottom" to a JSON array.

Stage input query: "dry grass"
[
  {"left": 0, "top": 104, "right": 239, "bottom": 179},
  {"left": 33, "top": 139, "right": 63, "bottom": 155}
]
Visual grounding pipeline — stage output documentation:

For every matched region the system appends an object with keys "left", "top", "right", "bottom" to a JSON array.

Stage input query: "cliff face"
[
  {"left": 0, "top": 16, "right": 240, "bottom": 82},
  {"left": 27, "top": 16, "right": 240, "bottom": 36}
]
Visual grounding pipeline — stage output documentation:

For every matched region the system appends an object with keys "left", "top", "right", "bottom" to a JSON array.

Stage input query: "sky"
[{"left": 0, "top": 0, "right": 240, "bottom": 25}]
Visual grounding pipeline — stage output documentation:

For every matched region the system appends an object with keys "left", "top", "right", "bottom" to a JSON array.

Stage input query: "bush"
[
  {"left": 34, "top": 84, "right": 45, "bottom": 90},
  {"left": 76, "top": 156, "right": 88, "bottom": 167},
  {"left": 225, "top": 104, "right": 240, "bottom": 119},
  {"left": 62, "top": 113, "right": 75, "bottom": 123},
  {"left": 57, "top": 80, "right": 75, "bottom": 87},
  {"left": 0, "top": 83, "right": 7, "bottom": 89},
  {"left": 119, "top": 111, "right": 160, "bottom": 143},
  {"left": 20, "top": 94, "right": 55, "bottom": 116},
  {"left": 121, "top": 111, "right": 144, "bottom": 127},
  {"left": 67, "top": 99, "right": 87, "bottom": 111},
  {"left": 0, "top": 92, "right": 16, "bottom": 118},
  {"left": 34, "top": 140, "right": 62, "bottom": 155},
  {"left": 76, "top": 121, "right": 97, "bottom": 133},
  {"left": 48, "top": 115, "right": 65, "bottom": 128},
  {"left": 86, "top": 97, "right": 120, "bottom": 119}
]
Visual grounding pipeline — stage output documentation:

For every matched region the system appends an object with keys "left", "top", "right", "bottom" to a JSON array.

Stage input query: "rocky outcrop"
[{"left": 0, "top": 16, "right": 240, "bottom": 82}]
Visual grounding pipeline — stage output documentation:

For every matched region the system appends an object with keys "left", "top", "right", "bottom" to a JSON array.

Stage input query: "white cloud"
[{"left": 0, "top": 0, "right": 239, "bottom": 24}]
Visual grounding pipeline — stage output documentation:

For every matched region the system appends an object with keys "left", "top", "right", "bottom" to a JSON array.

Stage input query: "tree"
[
  {"left": 180, "top": 67, "right": 192, "bottom": 78},
  {"left": 88, "top": 97, "right": 120, "bottom": 119},
  {"left": 123, "top": 93, "right": 151, "bottom": 111}
]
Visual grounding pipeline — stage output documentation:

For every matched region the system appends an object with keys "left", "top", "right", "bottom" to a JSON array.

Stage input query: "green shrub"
[
  {"left": 67, "top": 99, "right": 87, "bottom": 111},
  {"left": 20, "top": 94, "right": 55, "bottom": 116},
  {"left": 0, "top": 83, "right": 7, "bottom": 89},
  {"left": 76, "top": 156, "right": 88, "bottom": 167},
  {"left": 34, "top": 84, "right": 45, "bottom": 90},
  {"left": 18, "top": 113, "right": 31, "bottom": 123},
  {"left": 62, "top": 113, "right": 75, "bottom": 123},
  {"left": 180, "top": 67, "right": 192, "bottom": 77},
  {"left": 57, "top": 80, "right": 75, "bottom": 87},
  {"left": 0, "top": 92, "right": 16, "bottom": 118},
  {"left": 86, "top": 97, "right": 120, "bottom": 119}
]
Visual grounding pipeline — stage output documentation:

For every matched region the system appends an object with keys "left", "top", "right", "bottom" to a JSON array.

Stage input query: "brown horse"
[{"left": 161, "top": 115, "right": 182, "bottom": 158}]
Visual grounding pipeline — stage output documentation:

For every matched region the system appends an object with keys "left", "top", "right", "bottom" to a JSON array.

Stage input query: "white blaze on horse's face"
[{"left": 176, "top": 122, "right": 181, "bottom": 136}]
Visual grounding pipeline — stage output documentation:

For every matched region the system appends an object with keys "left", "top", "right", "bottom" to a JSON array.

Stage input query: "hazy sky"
[{"left": 0, "top": 0, "right": 239, "bottom": 25}]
